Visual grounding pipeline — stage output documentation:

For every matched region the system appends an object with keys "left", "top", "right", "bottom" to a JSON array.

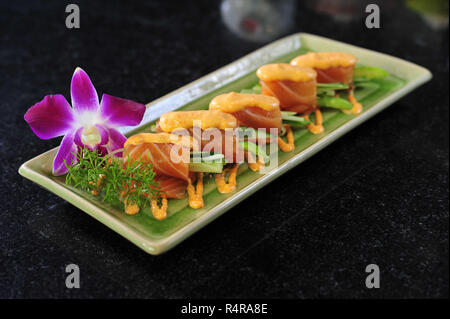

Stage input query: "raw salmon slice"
[
  {"left": 261, "top": 79, "right": 317, "bottom": 114},
  {"left": 153, "top": 175, "right": 187, "bottom": 199},
  {"left": 316, "top": 65, "right": 355, "bottom": 84},
  {"left": 186, "top": 128, "right": 239, "bottom": 163},
  {"left": 232, "top": 106, "right": 282, "bottom": 131},
  {"left": 290, "top": 52, "right": 356, "bottom": 84},
  {"left": 124, "top": 142, "right": 190, "bottom": 181}
]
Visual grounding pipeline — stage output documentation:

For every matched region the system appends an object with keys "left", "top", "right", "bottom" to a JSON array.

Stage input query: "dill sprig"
[{"left": 65, "top": 148, "right": 161, "bottom": 209}]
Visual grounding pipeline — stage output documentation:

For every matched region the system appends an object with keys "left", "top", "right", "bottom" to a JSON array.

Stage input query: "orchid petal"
[
  {"left": 96, "top": 124, "right": 109, "bottom": 145},
  {"left": 97, "top": 146, "right": 108, "bottom": 157},
  {"left": 100, "top": 94, "right": 146, "bottom": 127},
  {"left": 105, "top": 128, "right": 127, "bottom": 156},
  {"left": 74, "top": 127, "right": 84, "bottom": 148},
  {"left": 52, "top": 131, "right": 78, "bottom": 176},
  {"left": 71, "top": 67, "right": 99, "bottom": 114},
  {"left": 24, "top": 95, "right": 74, "bottom": 139}
]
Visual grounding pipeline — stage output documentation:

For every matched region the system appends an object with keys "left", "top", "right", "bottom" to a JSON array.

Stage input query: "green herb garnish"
[{"left": 65, "top": 148, "right": 161, "bottom": 208}]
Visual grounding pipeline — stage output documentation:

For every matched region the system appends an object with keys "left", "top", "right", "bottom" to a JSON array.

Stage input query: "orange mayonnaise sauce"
[
  {"left": 343, "top": 90, "right": 363, "bottom": 115},
  {"left": 209, "top": 92, "right": 279, "bottom": 112},
  {"left": 151, "top": 197, "right": 168, "bottom": 220},
  {"left": 124, "top": 132, "right": 194, "bottom": 149},
  {"left": 187, "top": 172, "right": 204, "bottom": 209},
  {"left": 123, "top": 198, "right": 140, "bottom": 215},
  {"left": 159, "top": 110, "right": 237, "bottom": 132},
  {"left": 215, "top": 164, "right": 238, "bottom": 194},
  {"left": 256, "top": 63, "right": 317, "bottom": 83},
  {"left": 246, "top": 152, "right": 265, "bottom": 172},
  {"left": 277, "top": 124, "right": 295, "bottom": 152},
  {"left": 291, "top": 52, "right": 357, "bottom": 69},
  {"left": 305, "top": 109, "right": 324, "bottom": 134},
  {"left": 119, "top": 183, "right": 140, "bottom": 215}
]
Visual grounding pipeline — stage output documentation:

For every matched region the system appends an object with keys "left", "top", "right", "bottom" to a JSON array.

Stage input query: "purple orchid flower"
[{"left": 24, "top": 67, "right": 146, "bottom": 176}]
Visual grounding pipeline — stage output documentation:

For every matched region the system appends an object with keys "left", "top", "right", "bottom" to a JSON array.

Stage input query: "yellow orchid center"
[{"left": 81, "top": 125, "right": 101, "bottom": 147}]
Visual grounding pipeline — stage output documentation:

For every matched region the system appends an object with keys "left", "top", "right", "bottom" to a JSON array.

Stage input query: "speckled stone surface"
[{"left": 0, "top": 0, "right": 448, "bottom": 298}]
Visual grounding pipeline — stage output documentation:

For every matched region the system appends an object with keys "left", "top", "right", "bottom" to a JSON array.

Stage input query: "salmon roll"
[
  {"left": 256, "top": 63, "right": 317, "bottom": 114},
  {"left": 155, "top": 121, "right": 238, "bottom": 162},
  {"left": 124, "top": 132, "right": 204, "bottom": 217},
  {"left": 291, "top": 52, "right": 362, "bottom": 114},
  {"left": 157, "top": 110, "right": 257, "bottom": 193},
  {"left": 209, "top": 92, "right": 295, "bottom": 153},
  {"left": 157, "top": 110, "right": 239, "bottom": 163},
  {"left": 290, "top": 52, "right": 357, "bottom": 84},
  {"left": 209, "top": 92, "right": 282, "bottom": 132},
  {"left": 124, "top": 135, "right": 191, "bottom": 181}
]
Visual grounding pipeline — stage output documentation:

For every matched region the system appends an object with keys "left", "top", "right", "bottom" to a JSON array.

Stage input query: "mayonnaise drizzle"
[
  {"left": 277, "top": 124, "right": 295, "bottom": 152},
  {"left": 215, "top": 164, "right": 238, "bottom": 193},
  {"left": 291, "top": 52, "right": 357, "bottom": 69},
  {"left": 187, "top": 173, "right": 204, "bottom": 209},
  {"left": 256, "top": 63, "right": 317, "bottom": 82},
  {"left": 210, "top": 92, "right": 279, "bottom": 112},
  {"left": 151, "top": 197, "right": 168, "bottom": 220},
  {"left": 246, "top": 152, "right": 265, "bottom": 172},
  {"left": 159, "top": 110, "right": 237, "bottom": 132},
  {"left": 124, "top": 198, "right": 140, "bottom": 215},
  {"left": 305, "top": 109, "right": 324, "bottom": 134},
  {"left": 124, "top": 132, "right": 194, "bottom": 149},
  {"left": 343, "top": 90, "right": 363, "bottom": 115}
]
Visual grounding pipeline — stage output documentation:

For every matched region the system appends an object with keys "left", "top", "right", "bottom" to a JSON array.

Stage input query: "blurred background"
[
  {"left": 0, "top": 0, "right": 448, "bottom": 298},
  {"left": 1, "top": 0, "right": 447, "bottom": 108}
]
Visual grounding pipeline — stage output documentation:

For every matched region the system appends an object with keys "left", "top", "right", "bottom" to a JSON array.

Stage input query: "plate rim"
[{"left": 18, "top": 32, "right": 432, "bottom": 255}]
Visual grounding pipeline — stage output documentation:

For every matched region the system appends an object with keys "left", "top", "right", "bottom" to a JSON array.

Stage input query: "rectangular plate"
[{"left": 19, "top": 33, "right": 432, "bottom": 255}]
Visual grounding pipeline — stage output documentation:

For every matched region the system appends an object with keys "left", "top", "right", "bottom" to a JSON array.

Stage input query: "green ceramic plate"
[{"left": 19, "top": 33, "right": 432, "bottom": 255}]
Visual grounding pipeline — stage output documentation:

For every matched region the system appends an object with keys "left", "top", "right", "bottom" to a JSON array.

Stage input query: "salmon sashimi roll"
[
  {"left": 290, "top": 52, "right": 357, "bottom": 84},
  {"left": 158, "top": 110, "right": 240, "bottom": 163},
  {"left": 159, "top": 125, "right": 241, "bottom": 164},
  {"left": 124, "top": 135, "right": 191, "bottom": 181},
  {"left": 209, "top": 92, "right": 282, "bottom": 132},
  {"left": 257, "top": 63, "right": 317, "bottom": 114},
  {"left": 209, "top": 91, "right": 294, "bottom": 153},
  {"left": 124, "top": 132, "right": 204, "bottom": 218},
  {"left": 291, "top": 52, "right": 362, "bottom": 115},
  {"left": 155, "top": 123, "right": 238, "bottom": 162},
  {"left": 158, "top": 110, "right": 263, "bottom": 191}
]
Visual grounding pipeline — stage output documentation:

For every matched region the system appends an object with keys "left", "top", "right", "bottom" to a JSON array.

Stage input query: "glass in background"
[{"left": 221, "top": 0, "right": 296, "bottom": 42}]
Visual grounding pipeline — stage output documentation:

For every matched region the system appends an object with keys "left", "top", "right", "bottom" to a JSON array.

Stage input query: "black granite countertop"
[{"left": 0, "top": 0, "right": 448, "bottom": 298}]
